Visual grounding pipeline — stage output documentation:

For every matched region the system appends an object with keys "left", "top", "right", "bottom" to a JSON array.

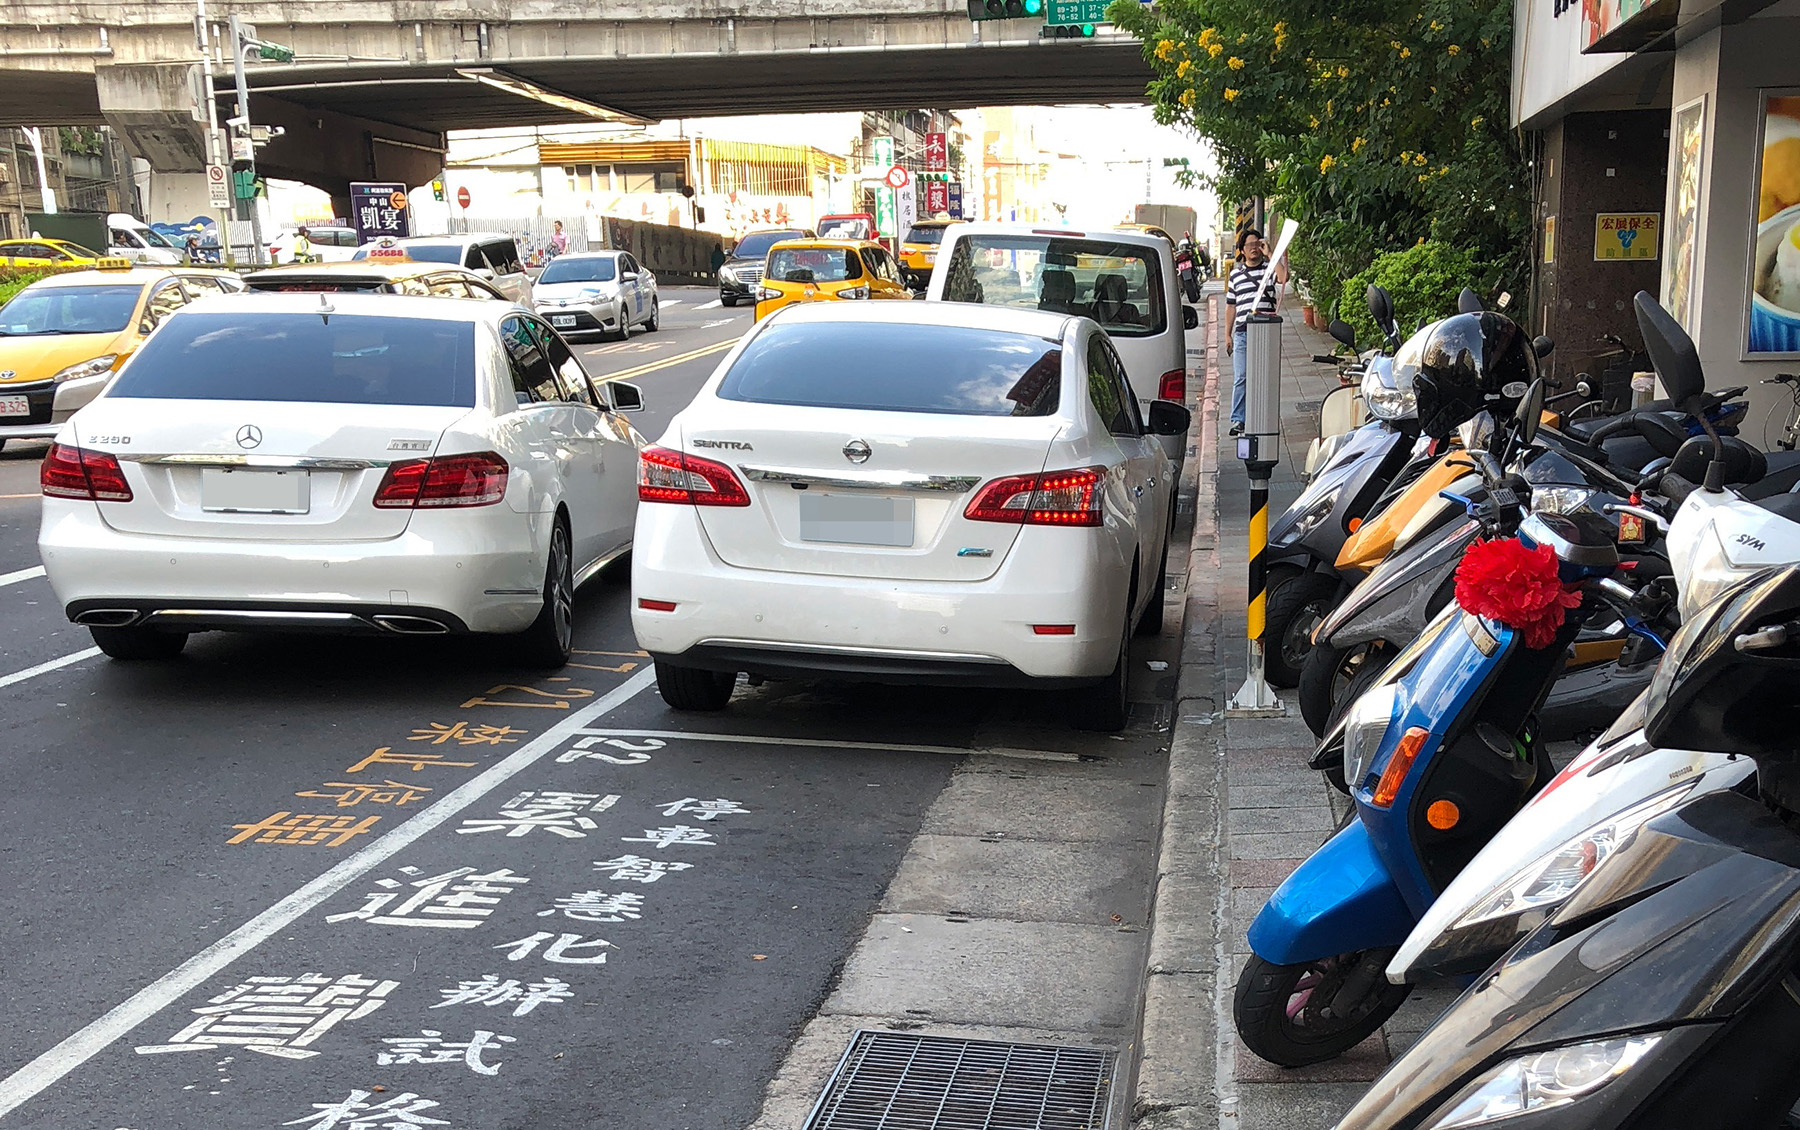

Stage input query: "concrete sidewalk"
[{"left": 1129, "top": 297, "right": 1458, "bottom": 1130}]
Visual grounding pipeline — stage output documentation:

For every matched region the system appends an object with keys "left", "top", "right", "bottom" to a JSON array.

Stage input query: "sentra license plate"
[
  {"left": 200, "top": 468, "right": 310, "bottom": 514},
  {"left": 798, "top": 493, "right": 914, "bottom": 547},
  {"left": 0, "top": 395, "right": 27, "bottom": 418},
  {"left": 551, "top": 315, "right": 577, "bottom": 328}
]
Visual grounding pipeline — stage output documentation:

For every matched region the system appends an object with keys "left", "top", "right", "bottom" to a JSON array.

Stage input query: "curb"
[{"left": 1130, "top": 294, "right": 1228, "bottom": 1130}]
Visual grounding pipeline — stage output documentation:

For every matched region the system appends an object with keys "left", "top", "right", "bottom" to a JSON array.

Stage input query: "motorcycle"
[
  {"left": 1175, "top": 238, "right": 1202, "bottom": 303},
  {"left": 1388, "top": 293, "right": 1800, "bottom": 985},
  {"left": 1330, "top": 560, "right": 1800, "bottom": 1130}
]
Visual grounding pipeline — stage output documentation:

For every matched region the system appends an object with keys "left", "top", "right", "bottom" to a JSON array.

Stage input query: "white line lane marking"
[
  {"left": 657, "top": 299, "right": 682, "bottom": 308},
  {"left": 0, "top": 665, "right": 656, "bottom": 1120},
  {"left": 573, "top": 728, "right": 1080, "bottom": 762},
  {"left": 0, "top": 565, "right": 45, "bottom": 588},
  {"left": 697, "top": 299, "right": 722, "bottom": 310},
  {"left": 0, "top": 647, "right": 101, "bottom": 691}
]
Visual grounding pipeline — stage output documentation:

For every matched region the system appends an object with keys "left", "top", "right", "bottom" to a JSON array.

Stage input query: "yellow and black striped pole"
[{"left": 1247, "top": 480, "right": 1270, "bottom": 645}]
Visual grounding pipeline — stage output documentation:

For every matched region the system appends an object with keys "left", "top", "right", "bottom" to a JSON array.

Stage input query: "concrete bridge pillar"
[{"left": 94, "top": 61, "right": 445, "bottom": 196}]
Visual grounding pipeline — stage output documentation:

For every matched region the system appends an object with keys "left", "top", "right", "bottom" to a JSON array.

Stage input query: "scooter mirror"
[
  {"left": 1328, "top": 319, "right": 1356, "bottom": 348},
  {"left": 1366, "top": 284, "right": 1396, "bottom": 333},
  {"left": 1533, "top": 335, "right": 1555, "bottom": 358},
  {"left": 1457, "top": 287, "right": 1484, "bottom": 315},
  {"left": 1517, "top": 378, "right": 1546, "bottom": 445}
]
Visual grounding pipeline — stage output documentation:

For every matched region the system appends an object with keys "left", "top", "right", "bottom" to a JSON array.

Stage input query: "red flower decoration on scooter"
[{"left": 1454, "top": 537, "right": 1583, "bottom": 649}]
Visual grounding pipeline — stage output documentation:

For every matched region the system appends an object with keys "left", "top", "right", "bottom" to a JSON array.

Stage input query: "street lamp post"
[{"left": 227, "top": 14, "right": 265, "bottom": 266}]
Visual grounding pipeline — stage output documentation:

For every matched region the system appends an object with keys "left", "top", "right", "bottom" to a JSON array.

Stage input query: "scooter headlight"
[
  {"left": 1422, "top": 1034, "right": 1663, "bottom": 1129},
  {"left": 1342, "top": 682, "right": 1406, "bottom": 790},
  {"left": 1444, "top": 779, "right": 1697, "bottom": 930},
  {"left": 1274, "top": 493, "right": 1336, "bottom": 548},
  {"left": 1674, "top": 521, "right": 1746, "bottom": 623},
  {"left": 1361, "top": 366, "right": 1417, "bottom": 421},
  {"left": 1530, "top": 486, "right": 1596, "bottom": 518}
]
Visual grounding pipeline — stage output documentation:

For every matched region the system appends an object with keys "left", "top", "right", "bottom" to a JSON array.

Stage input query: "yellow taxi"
[
  {"left": 753, "top": 238, "right": 914, "bottom": 320},
  {"left": 0, "top": 238, "right": 105, "bottom": 270},
  {"left": 1113, "top": 223, "right": 1176, "bottom": 245},
  {"left": 897, "top": 219, "right": 961, "bottom": 289},
  {"left": 242, "top": 257, "right": 513, "bottom": 300},
  {"left": 0, "top": 259, "right": 244, "bottom": 450}
]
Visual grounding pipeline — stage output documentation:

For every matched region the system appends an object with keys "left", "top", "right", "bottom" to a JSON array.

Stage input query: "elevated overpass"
[{"left": 0, "top": 1, "right": 1152, "bottom": 197}]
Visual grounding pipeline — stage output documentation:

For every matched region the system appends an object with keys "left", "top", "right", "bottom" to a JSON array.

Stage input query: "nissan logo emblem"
[
  {"left": 843, "top": 439, "right": 872, "bottom": 464},
  {"left": 235, "top": 425, "right": 263, "bottom": 449}
]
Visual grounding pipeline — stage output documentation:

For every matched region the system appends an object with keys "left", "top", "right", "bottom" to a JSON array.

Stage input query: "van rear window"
[
  {"left": 940, "top": 234, "right": 1167, "bottom": 337},
  {"left": 108, "top": 312, "right": 476, "bottom": 407},
  {"left": 717, "top": 322, "right": 1060, "bottom": 417}
]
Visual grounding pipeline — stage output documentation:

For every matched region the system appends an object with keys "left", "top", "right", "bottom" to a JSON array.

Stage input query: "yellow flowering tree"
[{"left": 1110, "top": 0, "right": 1528, "bottom": 303}]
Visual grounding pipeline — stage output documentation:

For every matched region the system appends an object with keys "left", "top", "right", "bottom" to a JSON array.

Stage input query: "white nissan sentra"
[
  {"left": 630, "top": 301, "right": 1189, "bottom": 731},
  {"left": 38, "top": 292, "right": 647, "bottom": 666}
]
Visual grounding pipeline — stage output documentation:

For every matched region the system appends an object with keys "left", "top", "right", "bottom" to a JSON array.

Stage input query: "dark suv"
[{"left": 718, "top": 228, "right": 813, "bottom": 307}]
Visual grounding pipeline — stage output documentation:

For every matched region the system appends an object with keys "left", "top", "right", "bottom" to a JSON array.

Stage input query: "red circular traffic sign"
[
  {"left": 885, "top": 165, "right": 910, "bottom": 190},
  {"left": 456, "top": 185, "right": 471, "bottom": 209}
]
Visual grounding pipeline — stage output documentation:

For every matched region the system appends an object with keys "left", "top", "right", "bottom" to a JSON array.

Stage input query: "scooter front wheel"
[{"left": 1234, "top": 949, "right": 1411, "bottom": 1067}]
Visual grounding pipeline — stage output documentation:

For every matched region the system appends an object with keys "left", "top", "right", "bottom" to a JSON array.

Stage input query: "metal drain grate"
[{"left": 803, "top": 1030, "right": 1114, "bottom": 1130}]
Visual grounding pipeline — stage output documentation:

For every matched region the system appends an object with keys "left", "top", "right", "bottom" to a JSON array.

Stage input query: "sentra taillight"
[
  {"left": 637, "top": 446, "right": 751, "bottom": 507},
  {"left": 41, "top": 442, "right": 132, "bottom": 502},
  {"left": 964, "top": 467, "right": 1105, "bottom": 527},
  {"left": 1159, "top": 369, "right": 1187, "bottom": 400},
  {"left": 374, "top": 451, "right": 509, "bottom": 508}
]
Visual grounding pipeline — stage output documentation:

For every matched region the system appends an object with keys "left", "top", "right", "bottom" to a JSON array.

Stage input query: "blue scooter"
[{"left": 1233, "top": 413, "right": 1665, "bottom": 1067}]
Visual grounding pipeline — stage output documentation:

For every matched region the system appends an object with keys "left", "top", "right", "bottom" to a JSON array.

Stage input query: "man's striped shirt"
[{"left": 1227, "top": 261, "right": 1277, "bottom": 329}]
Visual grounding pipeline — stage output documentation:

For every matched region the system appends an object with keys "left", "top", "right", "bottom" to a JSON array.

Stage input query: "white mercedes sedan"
[
  {"left": 630, "top": 301, "right": 1188, "bottom": 731},
  {"left": 38, "top": 292, "right": 647, "bottom": 666}
]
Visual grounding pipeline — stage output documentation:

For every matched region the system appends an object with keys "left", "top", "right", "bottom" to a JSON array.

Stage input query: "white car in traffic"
[
  {"left": 38, "top": 293, "right": 647, "bottom": 666},
  {"left": 533, "top": 250, "right": 660, "bottom": 340},
  {"left": 630, "top": 301, "right": 1187, "bottom": 730}
]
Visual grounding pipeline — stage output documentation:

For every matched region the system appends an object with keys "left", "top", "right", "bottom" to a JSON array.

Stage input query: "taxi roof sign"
[
  {"left": 94, "top": 257, "right": 134, "bottom": 271},
  {"left": 365, "top": 237, "right": 410, "bottom": 262}
]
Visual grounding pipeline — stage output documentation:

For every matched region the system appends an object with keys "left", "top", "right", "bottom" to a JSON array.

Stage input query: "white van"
[
  {"left": 354, "top": 233, "right": 532, "bottom": 304},
  {"left": 927, "top": 223, "right": 1199, "bottom": 465},
  {"left": 107, "top": 213, "right": 183, "bottom": 264}
]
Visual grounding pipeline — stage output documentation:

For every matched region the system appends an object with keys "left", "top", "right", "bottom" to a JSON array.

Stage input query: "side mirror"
[
  {"left": 477, "top": 267, "right": 496, "bottom": 279},
  {"left": 1148, "top": 399, "right": 1191, "bottom": 436},
  {"left": 1328, "top": 318, "right": 1357, "bottom": 348},
  {"left": 1457, "top": 287, "right": 1484, "bottom": 315},
  {"left": 608, "top": 381, "right": 645, "bottom": 412},
  {"left": 139, "top": 319, "right": 155, "bottom": 335},
  {"left": 1533, "top": 335, "right": 1555, "bottom": 358},
  {"left": 621, "top": 271, "right": 638, "bottom": 282},
  {"left": 51, "top": 373, "right": 110, "bottom": 415},
  {"left": 1366, "top": 284, "right": 1396, "bottom": 332},
  {"left": 1518, "top": 378, "right": 1546, "bottom": 444},
  {"left": 1182, "top": 305, "right": 1199, "bottom": 331}
]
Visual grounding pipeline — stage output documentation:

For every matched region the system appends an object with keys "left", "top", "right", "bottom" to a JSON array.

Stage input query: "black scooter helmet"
[{"left": 1408, "top": 312, "right": 1538, "bottom": 440}]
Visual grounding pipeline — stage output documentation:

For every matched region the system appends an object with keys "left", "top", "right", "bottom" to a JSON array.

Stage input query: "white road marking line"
[
  {"left": 697, "top": 299, "right": 722, "bottom": 310},
  {"left": 0, "top": 565, "right": 45, "bottom": 587},
  {"left": 0, "top": 647, "right": 101, "bottom": 690},
  {"left": 0, "top": 666, "right": 656, "bottom": 1120},
  {"left": 572, "top": 728, "right": 1080, "bottom": 762},
  {"left": 701, "top": 318, "right": 735, "bottom": 330},
  {"left": 657, "top": 299, "right": 682, "bottom": 308}
]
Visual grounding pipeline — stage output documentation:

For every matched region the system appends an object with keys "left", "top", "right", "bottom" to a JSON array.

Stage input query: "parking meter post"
[{"left": 1227, "top": 313, "right": 1287, "bottom": 717}]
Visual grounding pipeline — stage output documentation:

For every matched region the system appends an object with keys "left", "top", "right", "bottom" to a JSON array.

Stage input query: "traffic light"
[
  {"left": 430, "top": 178, "right": 445, "bottom": 202},
  {"left": 1040, "top": 22, "right": 1095, "bottom": 36},
  {"left": 967, "top": 0, "right": 1044, "bottom": 19}
]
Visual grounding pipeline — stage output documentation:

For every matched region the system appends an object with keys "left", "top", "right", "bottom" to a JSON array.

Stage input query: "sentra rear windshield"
[
  {"left": 940, "top": 234, "right": 1167, "bottom": 337},
  {"left": 0, "top": 284, "right": 142, "bottom": 336},
  {"left": 108, "top": 312, "right": 477, "bottom": 407},
  {"left": 718, "top": 322, "right": 1060, "bottom": 417},
  {"left": 766, "top": 248, "right": 861, "bottom": 284}
]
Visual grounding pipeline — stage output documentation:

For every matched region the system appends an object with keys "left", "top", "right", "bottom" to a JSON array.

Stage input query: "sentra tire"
[
  {"left": 1234, "top": 949, "right": 1411, "bottom": 1067},
  {"left": 1136, "top": 545, "right": 1169, "bottom": 637},
  {"left": 1073, "top": 605, "right": 1131, "bottom": 732},
  {"left": 655, "top": 662, "right": 736, "bottom": 711},
  {"left": 645, "top": 299, "right": 660, "bottom": 332},
  {"left": 513, "top": 519, "right": 574, "bottom": 669},
  {"left": 89, "top": 625, "right": 187, "bottom": 660}
]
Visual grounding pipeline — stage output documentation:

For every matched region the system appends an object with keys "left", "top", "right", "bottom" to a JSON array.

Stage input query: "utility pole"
[
  {"left": 20, "top": 128, "right": 55, "bottom": 215},
  {"left": 195, "top": 0, "right": 232, "bottom": 265},
  {"left": 228, "top": 14, "right": 265, "bottom": 266}
]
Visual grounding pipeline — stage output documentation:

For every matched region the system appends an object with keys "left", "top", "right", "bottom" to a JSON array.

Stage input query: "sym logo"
[
  {"left": 692, "top": 439, "right": 753, "bottom": 451},
  {"left": 235, "top": 425, "right": 263, "bottom": 449}
]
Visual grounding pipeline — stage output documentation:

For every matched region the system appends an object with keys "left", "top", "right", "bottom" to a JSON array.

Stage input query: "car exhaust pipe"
[
  {"left": 74, "top": 609, "right": 141, "bottom": 627},
  {"left": 372, "top": 615, "right": 450, "bottom": 635}
]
